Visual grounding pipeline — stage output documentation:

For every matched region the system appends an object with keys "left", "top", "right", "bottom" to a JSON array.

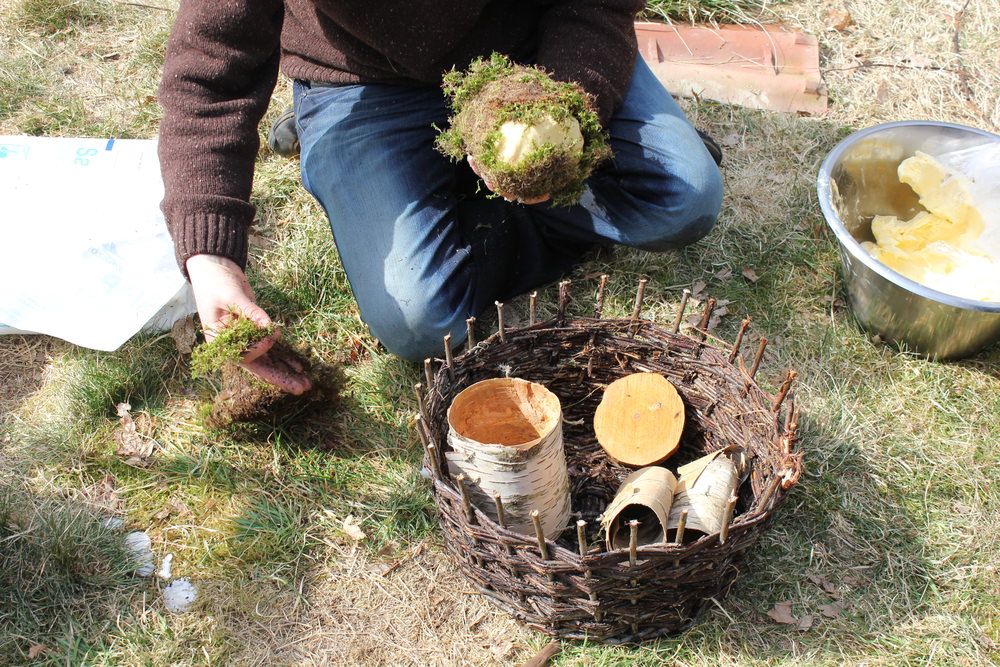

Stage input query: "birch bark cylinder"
[
  {"left": 667, "top": 454, "right": 739, "bottom": 539},
  {"left": 446, "top": 378, "right": 571, "bottom": 539},
  {"left": 600, "top": 466, "right": 677, "bottom": 550}
]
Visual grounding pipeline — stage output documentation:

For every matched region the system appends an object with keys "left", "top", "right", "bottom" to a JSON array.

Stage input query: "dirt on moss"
[{"left": 206, "top": 341, "right": 344, "bottom": 428}]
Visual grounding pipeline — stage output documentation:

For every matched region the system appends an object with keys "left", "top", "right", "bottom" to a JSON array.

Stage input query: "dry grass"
[{"left": 1, "top": 0, "right": 999, "bottom": 665}]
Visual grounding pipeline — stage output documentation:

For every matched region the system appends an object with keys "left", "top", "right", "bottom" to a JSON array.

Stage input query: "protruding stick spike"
[
  {"left": 529, "top": 291, "right": 538, "bottom": 327},
  {"left": 719, "top": 494, "right": 738, "bottom": 544},
  {"left": 697, "top": 298, "right": 716, "bottom": 342},
  {"left": 785, "top": 396, "right": 799, "bottom": 435},
  {"left": 414, "top": 413, "right": 428, "bottom": 446},
  {"left": 466, "top": 317, "right": 476, "bottom": 352},
  {"left": 576, "top": 520, "right": 588, "bottom": 558},
  {"left": 414, "top": 382, "right": 427, "bottom": 421},
  {"left": 672, "top": 289, "right": 691, "bottom": 333},
  {"left": 630, "top": 277, "right": 648, "bottom": 323},
  {"left": 749, "top": 337, "right": 768, "bottom": 380},
  {"left": 628, "top": 520, "right": 639, "bottom": 568},
  {"left": 424, "top": 358, "right": 434, "bottom": 389},
  {"left": 425, "top": 442, "right": 439, "bottom": 479},
  {"left": 557, "top": 280, "right": 571, "bottom": 320},
  {"left": 729, "top": 317, "right": 752, "bottom": 363},
  {"left": 443, "top": 334, "right": 454, "bottom": 378},
  {"left": 757, "top": 474, "right": 781, "bottom": 509},
  {"left": 494, "top": 301, "right": 506, "bottom": 343},
  {"left": 772, "top": 370, "right": 798, "bottom": 412},
  {"left": 531, "top": 511, "right": 549, "bottom": 560},
  {"left": 493, "top": 492, "right": 508, "bottom": 529},
  {"left": 675, "top": 509, "right": 688, "bottom": 545},
  {"left": 594, "top": 274, "right": 608, "bottom": 319},
  {"left": 456, "top": 474, "right": 475, "bottom": 523}
]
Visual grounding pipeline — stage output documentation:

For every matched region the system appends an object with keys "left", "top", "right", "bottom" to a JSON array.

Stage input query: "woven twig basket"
[{"left": 415, "top": 280, "right": 804, "bottom": 643}]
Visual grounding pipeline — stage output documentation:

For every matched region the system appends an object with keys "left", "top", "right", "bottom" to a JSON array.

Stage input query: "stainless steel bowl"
[{"left": 817, "top": 121, "right": 1000, "bottom": 359}]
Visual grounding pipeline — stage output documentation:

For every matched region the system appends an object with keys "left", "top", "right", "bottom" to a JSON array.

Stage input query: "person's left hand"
[{"left": 467, "top": 156, "right": 550, "bottom": 204}]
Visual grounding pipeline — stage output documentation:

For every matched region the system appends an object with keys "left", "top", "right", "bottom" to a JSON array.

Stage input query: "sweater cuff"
[{"left": 165, "top": 208, "right": 252, "bottom": 280}]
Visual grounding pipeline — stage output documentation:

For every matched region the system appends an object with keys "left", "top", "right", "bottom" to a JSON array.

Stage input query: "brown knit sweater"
[{"left": 158, "top": 0, "right": 644, "bottom": 275}]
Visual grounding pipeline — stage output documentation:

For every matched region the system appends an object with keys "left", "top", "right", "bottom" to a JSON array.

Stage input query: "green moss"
[
  {"left": 436, "top": 53, "right": 612, "bottom": 206},
  {"left": 190, "top": 317, "right": 275, "bottom": 379}
]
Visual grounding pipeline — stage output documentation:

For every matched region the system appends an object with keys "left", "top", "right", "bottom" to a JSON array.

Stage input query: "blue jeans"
[{"left": 294, "top": 58, "right": 722, "bottom": 361}]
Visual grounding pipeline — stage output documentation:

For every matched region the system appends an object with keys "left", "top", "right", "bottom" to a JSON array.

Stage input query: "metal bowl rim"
[{"left": 817, "top": 119, "right": 1000, "bottom": 313}]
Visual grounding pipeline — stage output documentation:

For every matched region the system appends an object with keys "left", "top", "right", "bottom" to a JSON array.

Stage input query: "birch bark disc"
[
  {"left": 593, "top": 373, "right": 685, "bottom": 466},
  {"left": 446, "top": 378, "right": 571, "bottom": 539}
]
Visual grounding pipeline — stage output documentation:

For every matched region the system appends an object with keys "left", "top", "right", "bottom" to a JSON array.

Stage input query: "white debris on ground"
[
  {"left": 163, "top": 578, "right": 198, "bottom": 613},
  {"left": 100, "top": 516, "right": 124, "bottom": 530},
  {"left": 124, "top": 531, "right": 155, "bottom": 576},
  {"left": 156, "top": 553, "right": 174, "bottom": 580}
]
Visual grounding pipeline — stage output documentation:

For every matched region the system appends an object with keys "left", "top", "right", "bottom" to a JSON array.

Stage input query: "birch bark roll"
[
  {"left": 600, "top": 466, "right": 678, "bottom": 550},
  {"left": 445, "top": 378, "right": 571, "bottom": 539},
  {"left": 667, "top": 453, "right": 739, "bottom": 539}
]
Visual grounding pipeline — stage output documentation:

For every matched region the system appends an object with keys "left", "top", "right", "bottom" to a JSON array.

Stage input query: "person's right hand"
[{"left": 185, "top": 254, "right": 312, "bottom": 395}]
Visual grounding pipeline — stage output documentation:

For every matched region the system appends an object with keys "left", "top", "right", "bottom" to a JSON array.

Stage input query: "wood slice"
[{"left": 593, "top": 372, "right": 684, "bottom": 466}]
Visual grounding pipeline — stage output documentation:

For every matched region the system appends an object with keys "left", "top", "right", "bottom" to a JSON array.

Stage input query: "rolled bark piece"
[
  {"left": 600, "top": 466, "right": 678, "bottom": 550},
  {"left": 593, "top": 372, "right": 685, "bottom": 466},
  {"left": 446, "top": 378, "right": 571, "bottom": 539},
  {"left": 667, "top": 452, "right": 740, "bottom": 541}
]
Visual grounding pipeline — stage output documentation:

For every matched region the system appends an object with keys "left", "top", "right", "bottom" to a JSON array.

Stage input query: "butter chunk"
[
  {"left": 898, "top": 151, "right": 983, "bottom": 240},
  {"left": 496, "top": 114, "right": 584, "bottom": 166}
]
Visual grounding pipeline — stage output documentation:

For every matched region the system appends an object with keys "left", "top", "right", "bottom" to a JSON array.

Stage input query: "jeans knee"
[
  {"left": 363, "top": 299, "right": 468, "bottom": 362},
  {"left": 631, "top": 163, "right": 723, "bottom": 251}
]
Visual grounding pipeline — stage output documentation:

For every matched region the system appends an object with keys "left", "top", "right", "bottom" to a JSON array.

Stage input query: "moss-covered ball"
[{"left": 436, "top": 54, "right": 612, "bottom": 207}]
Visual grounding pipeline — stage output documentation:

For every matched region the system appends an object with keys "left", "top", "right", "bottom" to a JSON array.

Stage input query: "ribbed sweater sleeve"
[
  {"left": 532, "top": 0, "right": 644, "bottom": 123},
  {"left": 157, "top": 0, "right": 284, "bottom": 277}
]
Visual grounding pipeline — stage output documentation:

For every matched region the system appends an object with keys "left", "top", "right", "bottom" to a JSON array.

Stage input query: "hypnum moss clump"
[
  {"left": 436, "top": 54, "right": 612, "bottom": 207},
  {"left": 189, "top": 316, "right": 275, "bottom": 379}
]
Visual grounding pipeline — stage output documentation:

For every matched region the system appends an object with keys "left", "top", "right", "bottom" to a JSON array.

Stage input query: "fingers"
[{"left": 242, "top": 351, "right": 314, "bottom": 396}]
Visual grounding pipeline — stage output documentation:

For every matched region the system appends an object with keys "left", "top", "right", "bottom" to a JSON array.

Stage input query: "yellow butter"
[
  {"left": 496, "top": 114, "right": 584, "bottom": 166},
  {"left": 864, "top": 152, "right": 998, "bottom": 302}
]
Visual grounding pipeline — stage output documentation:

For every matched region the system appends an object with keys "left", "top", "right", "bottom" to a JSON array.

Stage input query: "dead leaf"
[
  {"left": 741, "top": 267, "right": 760, "bottom": 283},
  {"left": 490, "top": 641, "right": 515, "bottom": 661},
  {"left": 819, "top": 601, "right": 847, "bottom": 618},
  {"left": 27, "top": 645, "right": 46, "bottom": 659},
  {"left": 170, "top": 316, "right": 197, "bottom": 355},
  {"left": 876, "top": 81, "right": 890, "bottom": 104},
  {"left": 843, "top": 575, "right": 862, "bottom": 587},
  {"left": 691, "top": 280, "right": 708, "bottom": 298},
  {"left": 342, "top": 515, "right": 366, "bottom": 541},
  {"left": 767, "top": 601, "right": 798, "bottom": 625},
  {"left": 825, "top": 10, "right": 855, "bottom": 31},
  {"left": 719, "top": 133, "right": 741, "bottom": 149},
  {"left": 902, "top": 53, "right": 933, "bottom": 68},
  {"left": 796, "top": 614, "right": 815, "bottom": 631},
  {"left": 153, "top": 497, "right": 194, "bottom": 521},
  {"left": 115, "top": 403, "right": 155, "bottom": 462},
  {"left": 807, "top": 573, "right": 837, "bottom": 595},
  {"left": 714, "top": 267, "right": 733, "bottom": 281}
]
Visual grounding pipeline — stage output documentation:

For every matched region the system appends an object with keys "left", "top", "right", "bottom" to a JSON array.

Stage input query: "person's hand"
[
  {"left": 467, "top": 156, "right": 550, "bottom": 205},
  {"left": 185, "top": 254, "right": 312, "bottom": 395}
]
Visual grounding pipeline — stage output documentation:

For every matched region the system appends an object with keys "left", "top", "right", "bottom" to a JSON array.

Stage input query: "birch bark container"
[{"left": 446, "top": 377, "right": 571, "bottom": 539}]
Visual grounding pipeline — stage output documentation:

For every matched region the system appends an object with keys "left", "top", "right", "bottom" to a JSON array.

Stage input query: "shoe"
[
  {"left": 268, "top": 107, "right": 299, "bottom": 157},
  {"left": 696, "top": 129, "right": 723, "bottom": 167}
]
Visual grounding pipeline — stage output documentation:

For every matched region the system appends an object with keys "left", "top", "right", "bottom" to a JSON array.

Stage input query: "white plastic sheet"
[{"left": 0, "top": 136, "right": 194, "bottom": 350}]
